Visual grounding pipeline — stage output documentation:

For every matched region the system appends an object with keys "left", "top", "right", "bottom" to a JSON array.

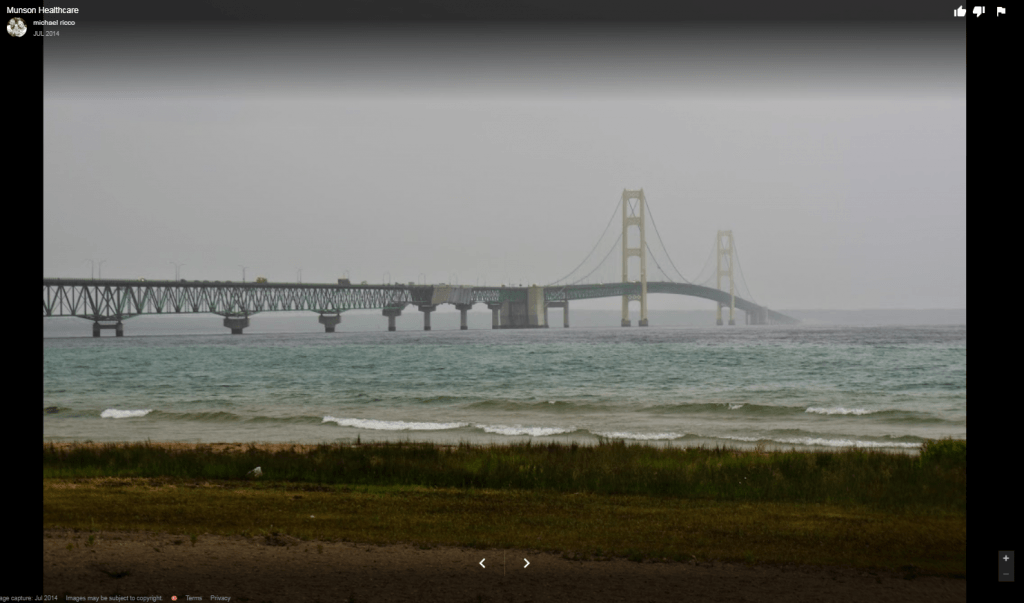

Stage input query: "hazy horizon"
[{"left": 43, "top": 23, "right": 966, "bottom": 312}]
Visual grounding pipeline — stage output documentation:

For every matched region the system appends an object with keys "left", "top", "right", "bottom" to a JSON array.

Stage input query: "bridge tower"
[
  {"left": 716, "top": 230, "right": 736, "bottom": 325},
  {"left": 621, "top": 189, "right": 648, "bottom": 327}
]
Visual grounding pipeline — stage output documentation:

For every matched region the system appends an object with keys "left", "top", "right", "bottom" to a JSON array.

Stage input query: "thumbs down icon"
[{"left": 973, "top": 6, "right": 985, "bottom": 16}]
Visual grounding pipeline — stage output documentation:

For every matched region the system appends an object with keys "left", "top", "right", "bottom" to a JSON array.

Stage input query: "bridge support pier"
[
  {"left": 487, "top": 303, "right": 502, "bottom": 329},
  {"left": 383, "top": 308, "right": 402, "bottom": 331},
  {"left": 419, "top": 305, "right": 437, "bottom": 331},
  {"left": 456, "top": 304, "right": 473, "bottom": 330},
  {"left": 92, "top": 321, "right": 124, "bottom": 337},
  {"left": 223, "top": 316, "right": 249, "bottom": 334},
  {"left": 527, "top": 286, "right": 548, "bottom": 328},
  {"left": 547, "top": 301, "right": 569, "bottom": 328},
  {"left": 318, "top": 313, "right": 342, "bottom": 333}
]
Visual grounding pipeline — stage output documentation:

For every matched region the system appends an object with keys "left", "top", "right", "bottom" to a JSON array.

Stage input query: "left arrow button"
[{"left": 479, "top": 558, "right": 486, "bottom": 568}]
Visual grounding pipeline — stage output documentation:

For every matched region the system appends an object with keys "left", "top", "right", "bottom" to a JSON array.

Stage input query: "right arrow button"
[{"left": 524, "top": 558, "right": 530, "bottom": 569}]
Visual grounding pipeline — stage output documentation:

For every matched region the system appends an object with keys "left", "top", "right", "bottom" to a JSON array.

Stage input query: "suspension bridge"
[{"left": 43, "top": 189, "right": 799, "bottom": 336}]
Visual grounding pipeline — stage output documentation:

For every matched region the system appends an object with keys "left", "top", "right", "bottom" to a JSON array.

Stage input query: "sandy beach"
[{"left": 44, "top": 528, "right": 965, "bottom": 603}]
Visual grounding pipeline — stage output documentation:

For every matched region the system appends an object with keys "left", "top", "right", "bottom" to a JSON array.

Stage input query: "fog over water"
[{"left": 43, "top": 23, "right": 965, "bottom": 313}]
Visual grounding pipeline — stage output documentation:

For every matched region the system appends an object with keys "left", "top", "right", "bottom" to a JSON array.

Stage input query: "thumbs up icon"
[
  {"left": 973, "top": 6, "right": 985, "bottom": 16},
  {"left": 955, "top": 5, "right": 966, "bottom": 16}
]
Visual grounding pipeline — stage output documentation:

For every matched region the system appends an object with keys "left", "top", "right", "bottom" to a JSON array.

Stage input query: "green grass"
[
  {"left": 43, "top": 438, "right": 966, "bottom": 512},
  {"left": 43, "top": 477, "right": 966, "bottom": 576},
  {"left": 920, "top": 437, "right": 967, "bottom": 467},
  {"left": 43, "top": 439, "right": 966, "bottom": 576}
]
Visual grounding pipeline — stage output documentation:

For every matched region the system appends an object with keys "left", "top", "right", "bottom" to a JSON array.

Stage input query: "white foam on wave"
[
  {"left": 715, "top": 433, "right": 919, "bottom": 448},
  {"left": 322, "top": 416, "right": 469, "bottom": 431},
  {"left": 594, "top": 431, "right": 683, "bottom": 441},
  {"left": 805, "top": 407, "right": 874, "bottom": 415},
  {"left": 775, "top": 436, "right": 920, "bottom": 449},
  {"left": 100, "top": 409, "right": 153, "bottom": 419},
  {"left": 728, "top": 404, "right": 744, "bottom": 410},
  {"left": 478, "top": 424, "right": 576, "bottom": 437},
  {"left": 715, "top": 434, "right": 761, "bottom": 442}
]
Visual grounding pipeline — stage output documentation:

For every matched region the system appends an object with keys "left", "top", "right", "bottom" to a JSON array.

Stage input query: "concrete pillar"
[
  {"left": 639, "top": 317, "right": 649, "bottom": 327},
  {"left": 318, "top": 313, "right": 342, "bottom": 333},
  {"left": 716, "top": 304, "right": 724, "bottom": 326},
  {"left": 383, "top": 308, "right": 402, "bottom": 331},
  {"left": 456, "top": 304, "right": 473, "bottom": 330},
  {"left": 501, "top": 300, "right": 528, "bottom": 328},
  {"left": 527, "top": 286, "right": 547, "bottom": 328},
  {"left": 419, "top": 305, "right": 436, "bottom": 331},
  {"left": 622, "top": 318, "right": 631, "bottom": 327},
  {"left": 546, "top": 301, "right": 569, "bottom": 328},
  {"left": 223, "top": 316, "right": 249, "bottom": 334},
  {"left": 92, "top": 320, "right": 125, "bottom": 337},
  {"left": 487, "top": 303, "right": 501, "bottom": 329}
]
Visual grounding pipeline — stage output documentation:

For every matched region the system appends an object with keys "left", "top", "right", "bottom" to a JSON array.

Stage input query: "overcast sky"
[{"left": 43, "top": 24, "right": 965, "bottom": 310}]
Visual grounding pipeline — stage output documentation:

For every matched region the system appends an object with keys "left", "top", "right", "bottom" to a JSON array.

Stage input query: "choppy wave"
[
  {"left": 802, "top": 405, "right": 876, "bottom": 413},
  {"left": 805, "top": 407, "right": 875, "bottom": 415},
  {"left": 100, "top": 409, "right": 153, "bottom": 419},
  {"left": 593, "top": 431, "right": 683, "bottom": 441},
  {"left": 771, "top": 436, "right": 921, "bottom": 449},
  {"left": 711, "top": 433, "right": 922, "bottom": 449},
  {"left": 466, "top": 399, "right": 584, "bottom": 412},
  {"left": 648, "top": 402, "right": 807, "bottom": 416},
  {"left": 477, "top": 424, "right": 577, "bottom": 437},
  {"left": 322, "top": 416, "right": 469, "bottom": 431}
]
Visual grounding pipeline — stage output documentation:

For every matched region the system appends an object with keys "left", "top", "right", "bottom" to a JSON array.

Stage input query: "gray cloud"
[{"left": 44, "top": 24, "right": 965, "bottom": 310}]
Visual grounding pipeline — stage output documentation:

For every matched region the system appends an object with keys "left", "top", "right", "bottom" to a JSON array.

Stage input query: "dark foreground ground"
[{"left": 44, "top": 529, "right": 966, "bottom": 603}]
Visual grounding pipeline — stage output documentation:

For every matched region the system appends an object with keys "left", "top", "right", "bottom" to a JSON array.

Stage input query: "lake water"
[{"left": 42, "top": 315, "right": 966, "bottom": 453}]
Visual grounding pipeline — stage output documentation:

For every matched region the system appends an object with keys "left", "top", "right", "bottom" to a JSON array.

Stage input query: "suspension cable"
[
  {"left": 643, "top": 200, "right": 691, "bottom": 283},
  {"left": 732, "top": 239, "right": 757, "bottom": 304},
  {"left": 645, "top": 241, "right": 679, "bottom": 283},
  {"left": 565, "top": 233, "right": 623, "bottom": 285},
  {"left": 693, "top": 236, "right": 718, "bottom": 287},
  {"left": 547, "top": 198, "right": 622, "bottom": 285}
]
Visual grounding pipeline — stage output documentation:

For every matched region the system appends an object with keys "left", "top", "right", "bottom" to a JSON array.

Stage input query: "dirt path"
[{"left": 44, "top": 529, "right": 965, "bottom": 603}]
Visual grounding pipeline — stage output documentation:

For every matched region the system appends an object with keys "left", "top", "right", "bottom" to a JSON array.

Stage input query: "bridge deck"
[{"left": 42, "top": 279, "right": 798, "bottom": 325}]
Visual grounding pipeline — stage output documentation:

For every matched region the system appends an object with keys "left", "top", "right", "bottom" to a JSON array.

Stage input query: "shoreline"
[{"left": 41, "top": 436, "right": 927, "bottom": 455}]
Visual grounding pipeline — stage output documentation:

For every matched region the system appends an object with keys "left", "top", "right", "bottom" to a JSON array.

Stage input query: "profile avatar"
[{"left": 7, "top": 17, "right": 27, "bottom": 37}]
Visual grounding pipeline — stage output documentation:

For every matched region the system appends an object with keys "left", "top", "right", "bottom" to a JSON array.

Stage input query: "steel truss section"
[{"left": 43, "top": 279, "right": 799, "bottom": 325}]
